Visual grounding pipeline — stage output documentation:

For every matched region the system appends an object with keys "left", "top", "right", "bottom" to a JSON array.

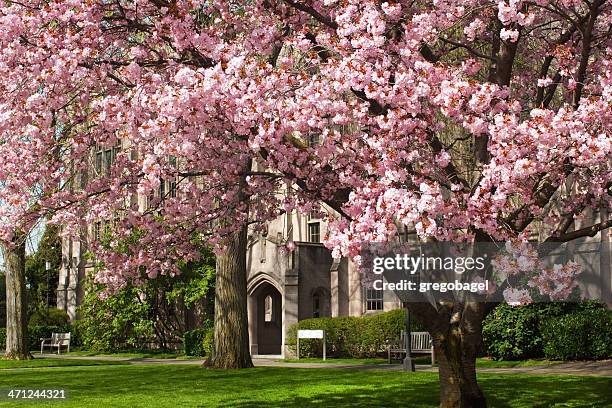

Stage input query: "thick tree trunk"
[
  {"left": 208, "top": 223, "right": 253, "bottom": 368},
  {"left": 432, "top": 317, "right": 486, "bottom": 408},
  {"left": 2, "top": 237, "right": 31, "bottom": 360},
  {"left": 435, "top": 338, "right": 486, "bottom": 407}
]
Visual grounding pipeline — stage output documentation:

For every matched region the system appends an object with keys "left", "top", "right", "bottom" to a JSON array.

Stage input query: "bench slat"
[
  {"left": 388, "top": 331, "right": 435, "bottom": 366},
  {"left": 41, "top": 333, "right": 71, "bottom": 354}
]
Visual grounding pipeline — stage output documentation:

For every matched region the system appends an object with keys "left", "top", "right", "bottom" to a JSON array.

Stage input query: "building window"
[
  {"left": 309, "top": 133, "right": 321, "bottom": 147},
  {"left": 264, "top": 295, "right": 273, "bottom": 322},
  {"left": 308, "top": 222, "right": 320, "bottom": 243},
  {"left": 259, "top": 232, "right": 267, "bottom": 263},
  {"left": 169, "top": 179, "right": 177, "bottom": 198},
  {"left": 104, "top": 149, "right": 113, "bottom": 174},
  {"left": 161, "top": 156, "right": 178, "bottom": 200},
  {"left": 94, "top": 143, "right": 121, "bottom": 176},
  {"left": 159, "top": 178, "right": 166, "bottom": 200},
  {"left": 95, "top": 151, "right": 103, "bottom": 174},
  {"left": 93, "top": 222, "right": 102, "bottom": 241},
  {"left": 364, "top": 288, "right": 383, "bottom": 311},
  {"left": 313, "top": 294, "right": 321, "bottom": 318}
]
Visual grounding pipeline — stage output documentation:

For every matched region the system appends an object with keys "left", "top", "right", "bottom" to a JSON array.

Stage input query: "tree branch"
[
  {"left": 282, "top": 0, "right": 338, "bottom": 29},
  {"left": 439, "top": 37, "right": 495, "bottom": 61},
  {"left": 573, "top": 0, "right": 601, "bottom": 108},
  {"left": 546, "top": 218, "right": 612, "bottom": 242}
]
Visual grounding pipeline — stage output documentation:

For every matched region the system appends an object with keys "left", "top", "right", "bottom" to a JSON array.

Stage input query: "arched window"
[
  {"left": 313, "top": 294, "right": 321, "bottom": 318},
  {"left": 312, "top": 287, "right": 329, "bottom": 318},
  {"left": 264, "top": 295, "right": 273, "bottom": 322}
]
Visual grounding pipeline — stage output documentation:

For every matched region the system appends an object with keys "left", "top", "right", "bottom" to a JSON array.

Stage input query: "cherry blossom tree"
[
  {"left": 0, "top": 0, "right": 283, "bottom": 367},
  {"left": 1, "top": 0, "right": 611, "bottom": 406}
]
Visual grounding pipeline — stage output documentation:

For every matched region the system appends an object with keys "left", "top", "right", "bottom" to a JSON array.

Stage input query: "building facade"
[
  {"left": 56, "top": 205, "right": 404, "bottom": 357},
  {"left": 56, "top": 186, "right": 611, "bottom": 357},
  {"left": 244, "top": 209, "right": 403, "bottom": 357}
]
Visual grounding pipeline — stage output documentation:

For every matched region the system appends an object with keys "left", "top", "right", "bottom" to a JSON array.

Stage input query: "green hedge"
[
  {"left": 287, "top": 309, "right": 423, "bottom": 358},
  {"left": 0, "top": 325, "right": 77, "bottom": 352},
  {"left": 542, "top": 309, "right": 612, "bottom": 360},
  {"left": 483, "top": 302, "right": 609, "bottom": 360},
  {"left": 483, "top": 304, "right": 546, "bottom": 360},
  {"left": 183, "top": 320, "right": 213, "bottom": 357},
  {"left": 28, "top": 309, "right": 70, "bottom": 327}
]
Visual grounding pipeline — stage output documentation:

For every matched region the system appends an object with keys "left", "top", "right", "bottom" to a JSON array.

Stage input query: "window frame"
[
  {"left": 307, "top": 222, "right": 321, "bottom": 243},
  {"left": 364, "top": 287, "right": 383, "bottom": 311}
]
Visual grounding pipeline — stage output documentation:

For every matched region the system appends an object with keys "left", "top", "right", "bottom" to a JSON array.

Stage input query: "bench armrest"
[{"left": 40, "top": 337, "right": 52, "bottom": 341}]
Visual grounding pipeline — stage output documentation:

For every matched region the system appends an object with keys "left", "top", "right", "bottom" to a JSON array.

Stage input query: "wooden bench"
[
  {"left": 388, "top": 331, "right": 435, "bottom": 366},
  {"left": 40, "top": 332, "right": 71, "bottom": 354}
]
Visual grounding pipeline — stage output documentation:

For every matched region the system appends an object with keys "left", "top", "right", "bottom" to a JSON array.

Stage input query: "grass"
[
  {"left": 281, "top": 357, "right": 562, "bottom": 368},
  {"left": 0, "top": 358, "right": 128, "bottom": 369},
  {"left": 63, "top": 350, "right": 200, "bottom": 360},
  {"left": 280, "top": 358, "right": 390, "bottom": 365},
  {"left": 475, "top": 358, "right": 561, "bottom": 368},
  {"left": 0, "top": 364, "right": 609, "bottom": 407}
]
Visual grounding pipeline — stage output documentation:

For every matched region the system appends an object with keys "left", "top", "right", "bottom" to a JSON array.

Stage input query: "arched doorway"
[{"left": 251, "top": 282, "right": 282, "bottom": 355}]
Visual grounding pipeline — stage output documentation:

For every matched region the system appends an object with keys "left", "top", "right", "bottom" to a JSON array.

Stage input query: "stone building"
[
  {"left": 55, "top": 143, "right": 611, "bottom": 356},
  {"left": 244, "top": 207, "right": 405, "bottom": 357},
  {"left": 56, "top": 204, "right": 404, "bottom": 356}
]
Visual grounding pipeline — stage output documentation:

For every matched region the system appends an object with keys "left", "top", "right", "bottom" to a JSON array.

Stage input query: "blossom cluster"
[{"left": 0, "top": 0, "right": 609, "bottom": 303}]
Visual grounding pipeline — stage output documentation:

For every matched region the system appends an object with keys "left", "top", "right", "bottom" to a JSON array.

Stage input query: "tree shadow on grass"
[
  {"left": 0, "top": 365, "right": 609, "bottom": 408},
  {"left": 203, "top": 370, "right": 612, "bottom": 408},
  {"left": 480, "top": 375, "right": 612, "bottom": 408}
]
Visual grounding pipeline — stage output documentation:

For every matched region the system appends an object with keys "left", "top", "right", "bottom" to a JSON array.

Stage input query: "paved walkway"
[{"left": 35, "top": 354, "right": 612, "bottom": 376}]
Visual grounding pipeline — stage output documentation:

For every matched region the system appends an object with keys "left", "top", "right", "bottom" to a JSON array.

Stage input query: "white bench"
[
  {"left": 388, "top": 331, "right": 435, "bottom": 366},
  {"left": 40, "top": 332, "right": 71, "bottom": 354}
]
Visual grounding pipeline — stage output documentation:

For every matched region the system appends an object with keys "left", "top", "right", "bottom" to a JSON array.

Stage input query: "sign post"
[{"left": 297, "top": 329, "right": 326, "bottom": 360}]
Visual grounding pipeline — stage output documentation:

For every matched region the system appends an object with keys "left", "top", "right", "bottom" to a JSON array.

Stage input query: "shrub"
[
  {"left": 542, "top": 308, "right": 612, "bottom": 360},
  {"left": 29, "top": 308, "right": 70, "bottom": 327},
  {"left": 0, "top": 328, "right": 5, "bottom": 348},
  {"left": 287, "top": 309, "right": 424, "bottom": 358},
  {"left": 184, "top": 321, "right": 213, "bottom": 357},
  {"left": 75, "top": 248, "right": 215, "bottom": 352},
  {"left": 77, "top": 282, "right": 155, "bottom": 352},
  {"left": 482, "top": 304, "right": 544, "bottom": 360},
  {"left": 483, "top": 301, "right": 608, "bottom": 360},
  {"left": 203, "top": 327, "right": 214, "bottom": 356}
]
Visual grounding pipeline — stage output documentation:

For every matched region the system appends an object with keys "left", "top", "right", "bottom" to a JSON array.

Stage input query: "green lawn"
[
  {"left": 475, "top": 358, "right": 561, "bottom": 368},
  {"left": 0, "top": 364, "right": 609, "bottom": 407},
  {"left": 281, "top": 357, "right": 562, "bottom": 368},
  {"left": 0, "top": 358, "right": 128, "bottom": 369}
]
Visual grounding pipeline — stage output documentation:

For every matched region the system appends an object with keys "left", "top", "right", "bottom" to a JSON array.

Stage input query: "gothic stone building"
[
  {"left": 57, "top": 204, "right": 404, "bottom": 357},
  {"left": 57, "top": 176, "right": 611, "bottom": 357}
]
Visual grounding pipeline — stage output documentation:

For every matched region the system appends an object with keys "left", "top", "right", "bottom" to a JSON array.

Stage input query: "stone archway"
[{"left": 250, "top": 281, "right": 282, "bottom": 355}]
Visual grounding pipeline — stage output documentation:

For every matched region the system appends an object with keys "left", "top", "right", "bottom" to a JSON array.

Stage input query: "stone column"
[
  {"left": 601, "top": 208, "right": 611, "bottom": 306},
  {"left": 330, "top": 259, "right": 340, "bottom": 317},
  {"left": 283, "top": 270, "right": 299, "bottom": 358},
  {"left": 65, "top": 241, "right": 82, "bottom": 321},
  {"left": 348, "top": 259, "right": 363, "bottom": 316},
  {"left": 56, "top": 237, "right": 72, "bottom": 317},
  {"left": 248, "top": 295, "right": 258, "bottom": 355}
]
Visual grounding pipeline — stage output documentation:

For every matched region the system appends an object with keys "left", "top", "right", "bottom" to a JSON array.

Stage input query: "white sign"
[
  {"left": 297, "top": 329, "right": 326, "bottom": 360},
  {"left": 298, "top": 329, "right": 324, "bottom": 339}
]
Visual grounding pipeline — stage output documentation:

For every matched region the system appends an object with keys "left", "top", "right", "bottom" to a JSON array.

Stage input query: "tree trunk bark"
[
  {"left": 2, "top": 236, "right": 31, "bottom": 360},
  {"left": 433, "top": 326, "right": 486, "bottom": 408},
  {"left": 208, "top": 223, "right": 253, "bottom": 369}
]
